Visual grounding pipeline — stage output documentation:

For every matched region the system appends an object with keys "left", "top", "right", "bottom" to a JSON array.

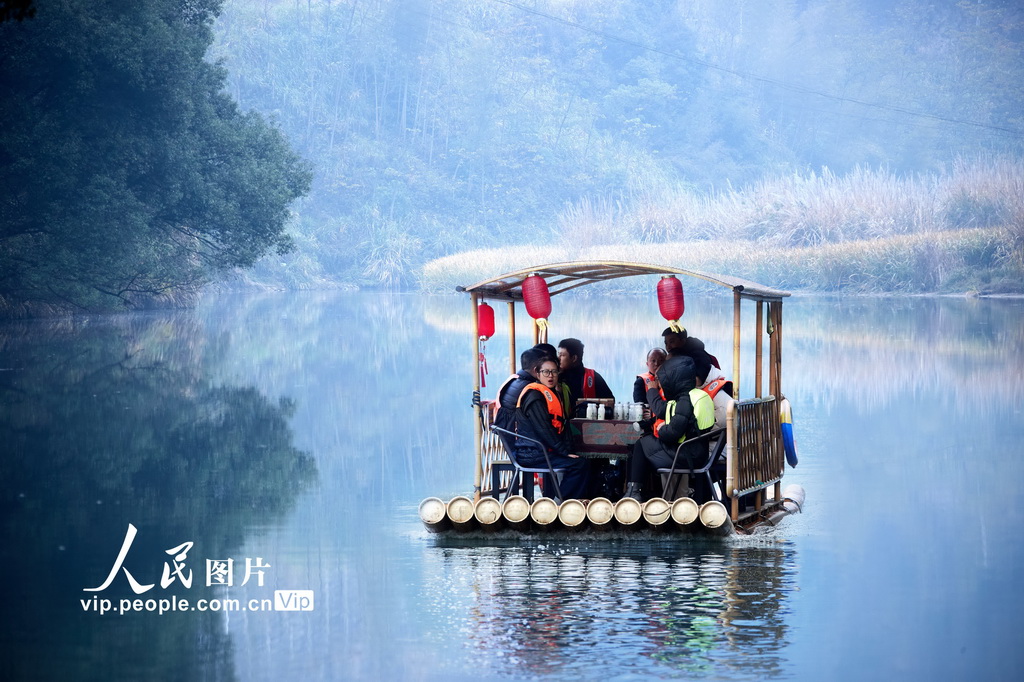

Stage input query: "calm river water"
[{"left": 1, "top": 290, "right": 1022, "bottom": 680}]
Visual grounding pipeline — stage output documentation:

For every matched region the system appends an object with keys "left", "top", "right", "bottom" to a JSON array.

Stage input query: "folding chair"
[
  {"left": 657, "top": 428, "right": 727, "bottom": 502},
  {"left": 489, "top": 424, "right": 565, "bottom": 502}
]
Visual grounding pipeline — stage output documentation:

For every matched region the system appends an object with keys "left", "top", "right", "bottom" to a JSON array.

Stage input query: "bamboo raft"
[
  {"left": 419, "top": 261, "right": 806, "bottom": 540},
  {"left": 419, "top": 484, "right": 805, "bottom": 538}
]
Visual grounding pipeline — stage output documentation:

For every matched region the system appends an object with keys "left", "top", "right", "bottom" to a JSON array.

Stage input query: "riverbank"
[{"left": 420, "top": 227, "right": 1023, "bottom": 296}]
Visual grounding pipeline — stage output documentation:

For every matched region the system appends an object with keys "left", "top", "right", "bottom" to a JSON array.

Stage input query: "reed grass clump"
[{"left": 422, "top": 157, "right": 1023, "bottom": 295}]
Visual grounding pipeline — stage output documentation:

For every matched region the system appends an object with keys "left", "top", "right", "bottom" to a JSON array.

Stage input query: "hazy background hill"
[{"left": 212, "top": 0, "right": 1023, "bottom": 291}]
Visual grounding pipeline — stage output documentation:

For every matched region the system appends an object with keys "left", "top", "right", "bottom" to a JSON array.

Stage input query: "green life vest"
[{"left": 663, "top": 388, "right": 716, "bottom": 443}]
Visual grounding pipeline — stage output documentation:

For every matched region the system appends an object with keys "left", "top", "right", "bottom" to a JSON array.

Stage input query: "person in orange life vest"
[
  {"left": 513, "top": 357, "right": 590, "bottom": 500},
  {"left": 631, "top": 347, "right": 666, "bottom": 435},
  {"left": 534, "top": 341, "right": 575, "bottom": 424},
  {"left": 623, "top": 353, "right": 712, "bottom": 501},
  {"left": 557, "top": 337, "right": 614, "bottom": 418},
  {"left": 633, "top": 347, "right": 667, "bottom": 403},
  {"left": 699, "top": 362, "right": 733, "bottom": 430}
]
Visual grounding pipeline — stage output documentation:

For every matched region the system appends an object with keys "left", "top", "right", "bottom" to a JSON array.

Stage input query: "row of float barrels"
[{"left": 418, "top": 495, "right": 734, "bottom": 536}]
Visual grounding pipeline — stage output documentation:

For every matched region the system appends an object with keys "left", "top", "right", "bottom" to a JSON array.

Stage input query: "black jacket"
[
  {"left": 560, "top": 364, "right": 614, "bottom": 417},
  {"left": 632, "top": 375, "right": 648, "bottom": 403},
  {"left": 515, "top": 385, "right": 573, "bottom": 459},
  {"left": 645, "top": 354, "right": 701, "bottom": 447},
  {"left": 498, "top": 370, "right": 535, "bottom": 411},
  {"left": 670, "top": 336, "right": 714, "bottom": 383}
]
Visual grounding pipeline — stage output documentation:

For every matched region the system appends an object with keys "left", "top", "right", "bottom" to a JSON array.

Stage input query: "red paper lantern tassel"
[
  {"left": 522, "top": 274, "right": 552, "bottom": 331},
  {"left": 657, "top": 275, "right": 685, "bottom": 333}
]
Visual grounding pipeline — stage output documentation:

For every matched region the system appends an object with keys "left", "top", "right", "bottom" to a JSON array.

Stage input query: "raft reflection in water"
[{"left": 422, "top": 543, "right": 794, "bottom": 678}]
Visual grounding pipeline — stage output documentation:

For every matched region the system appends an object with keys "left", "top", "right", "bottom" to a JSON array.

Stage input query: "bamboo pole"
[
  {"left": 418, "top": 497, "right": 451, "bottom": 533},
  {"left": 699, "top": 500, "right": 734, "bottom": 536},
  {"left": 530, "top": 497, "right": 560, "bottom": 528},
  {"left": 507, "top": 301, "right": 517, "bottom": 375},
  {"left": 501, "top": 495, "right": 532, "bottom": 531},
  {"left": 613, "top": 497, "right": 643, "bottom": 528},
  {"left": 725, "top": 399, "right": 738, "bottom": 521},
  {"left": 558, "top": 499, "right": 588, "bottom": 529},
  {"left": 641, "top": 497, "right": 672, "bottom": 529},
  {"left": 532, "top": 319, "right": 539, "bottom": 346},
  {"left": 755, "top": 301, "right": 763, "bottom": 398},
  {"left": 474, "top": 497, "right": 504, "bottom": 531},
  {"left": 776, "top": 300, "right": 784, "bottom": 399},
  {"left": 670, "top": 497, "right": 700, "bottom": 528},
  {"left": 769, "top": 302, "right": 781, "bottom": 399},
  {"left": 732, "top": 290, "right": 742, "bottom": 399},
  {"left": 585, "top": 497, "right": 615, "bottom": 529},
  {"left": 471, "top": 293, "right": 483, "bottom": 502},
  {"left": 446, "top": 496, "right": 477, "bottom": 531}
]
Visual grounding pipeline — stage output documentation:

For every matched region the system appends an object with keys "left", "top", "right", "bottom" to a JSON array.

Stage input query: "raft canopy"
[{"left": 457, "top": 261, "right": 790, "bottom": 303}]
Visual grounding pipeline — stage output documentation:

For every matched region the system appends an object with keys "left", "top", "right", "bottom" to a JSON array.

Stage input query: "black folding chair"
[
  {"left": 489, "top": 424, "right": 565, "bottom": 502},
  {"left": 657, "top": 428, "right": 727, "bottom": 502}
]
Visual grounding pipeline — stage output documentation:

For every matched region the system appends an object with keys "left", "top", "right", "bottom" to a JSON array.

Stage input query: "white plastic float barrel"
[
  {"left": 530, "top": 497, "right": 560, "bottom": 528},
  {"left": 557, "top": 499, "right": 588, "bottom": 530},
  {"left": 641, "top": 497, "right": 672, "bottom": 529},
  {"left": 585, "top": 497, "right": 615, "bottom": 530},
  {"left": 446, "top": 496, "right": 477, "bottom": 531},
  {"left": 474, "top": 496, "right": 504, "bottom": 531},
  {"left": 783, "top": 484, "right": 806, "bottom": 513},
  {"left": 418, "top": 497, "right": 450, "bottom": 533},
  {"left": 501, "top": 495, "right": 532, "bottom": 531},
  {"left": 613, "top": 497, "right": 643, "bottom": 528},
  {"left": 670, "top": 497, "right": 700, "bottom": 529},
  {"left": 698, "top": 500, "right": 734, "bottom": 536},
  {"left": 766, "top": 484, "right": 807, "bottom": 527}
]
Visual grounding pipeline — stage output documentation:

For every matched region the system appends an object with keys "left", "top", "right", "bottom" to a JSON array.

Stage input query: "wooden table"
[{"left": 570, "top": 419, "right": 642, "bottom": 459}]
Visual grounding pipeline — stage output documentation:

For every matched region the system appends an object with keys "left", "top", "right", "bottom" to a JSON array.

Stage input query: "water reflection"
[
  {"left": 0, "top": 314, "right": 315, "bottom": 681},
  {"left": 422, "top": 541, "right": 795, "bottom": 679},
  {"left": 424, "top": 292, "right": 1024, "bottom": 412},
  {"left": 3, "top": 291, "right": 1021, "bottom": 680}
]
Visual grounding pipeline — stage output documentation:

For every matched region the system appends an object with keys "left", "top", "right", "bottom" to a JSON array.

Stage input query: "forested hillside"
[
  {"left": 0, "top": 0, "right": 311, "bottom": 315},
  {"left": 213, "top": 0, "right": 1024, "bottom": 289}
]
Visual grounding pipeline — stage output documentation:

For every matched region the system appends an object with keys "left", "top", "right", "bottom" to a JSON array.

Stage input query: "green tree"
[{"left": 0, "top": 0, "right": 311, "bottom": 313}]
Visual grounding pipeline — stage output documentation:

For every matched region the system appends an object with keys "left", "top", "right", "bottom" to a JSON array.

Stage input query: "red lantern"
[
  {"left": 657, "top": 275, "right": 685, "bottom": 332},
  {"left": 522, "top": 273, "right": 552, "bottom": 330},
  {"left": 477, "top": 302, "right": 495, "bottom": 340}
]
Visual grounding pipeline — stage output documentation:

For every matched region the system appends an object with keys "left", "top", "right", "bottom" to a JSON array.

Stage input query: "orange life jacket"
[
  {"left": 582, "top": 368, "right": 597, "bottom": 399},
  {"left": 516, "top": 382, "right": 566, "bottom": 434},
  {"left": 702, "top": 377, "right": 732, "bottom": 400}
]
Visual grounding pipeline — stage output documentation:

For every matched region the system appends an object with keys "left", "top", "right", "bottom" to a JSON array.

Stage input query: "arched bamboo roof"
[{"left": 457, "top": 261, "right": 790, "bottom": 303}]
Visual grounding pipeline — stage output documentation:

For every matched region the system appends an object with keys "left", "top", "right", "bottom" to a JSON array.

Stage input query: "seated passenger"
[
  {"left": 534, "top": 342, "right": 572, "bottom": 420},
  {"left": 624, "top": 352, "right": 715, "bottom": 502},
  {"left": 493, "top": 348, "right": 548, "bottom": 431},
  {"left": 633, "top": 347, "right": 667, "bottom": 403},
  {"left": 514, "top": 357, "right": 590, "bottom": 500},
  {"left": 557, "top": 337, "right": 615, "bottom": 417}
]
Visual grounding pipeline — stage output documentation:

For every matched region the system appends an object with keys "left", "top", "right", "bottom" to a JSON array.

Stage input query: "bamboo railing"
[
  {"left": 478, "top": 402, "right": 511, "bottom": 496},
  {"left": 725, "top": 397, "right": 785, "bottom": 521}
]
